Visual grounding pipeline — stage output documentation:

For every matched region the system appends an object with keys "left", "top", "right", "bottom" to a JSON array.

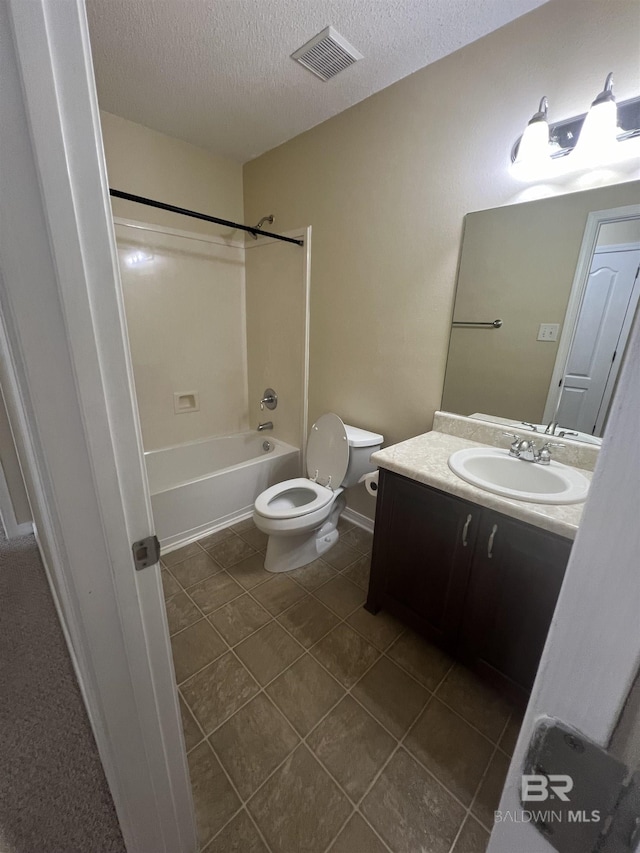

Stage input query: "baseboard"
[{"left": 342, "top": 506, "right": 375, "bottom": 533}]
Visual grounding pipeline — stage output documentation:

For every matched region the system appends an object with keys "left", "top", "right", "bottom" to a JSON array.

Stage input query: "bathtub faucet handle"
[{"left": 260, "top": 388, "right": 278, "bottom": 411}]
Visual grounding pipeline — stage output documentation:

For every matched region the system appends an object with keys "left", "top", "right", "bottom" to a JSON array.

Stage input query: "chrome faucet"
[
  {"left": 260, "top": 388, "right": 278, "bottom": 411},
  {"left": 503, "top": 434, "right": 564, "bottom": 465},
  {"left": 257, "top": 421, "right": 273, "bottom": 432}
]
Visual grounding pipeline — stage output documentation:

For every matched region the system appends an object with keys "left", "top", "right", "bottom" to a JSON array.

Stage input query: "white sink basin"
[{"left": 448, "top": 447, "right": 590, "bottom": 505}]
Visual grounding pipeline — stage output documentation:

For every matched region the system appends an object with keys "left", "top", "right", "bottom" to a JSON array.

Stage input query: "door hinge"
[
  {"left": 132, "top": 535, "right": 161, "bottom": 571},
  {"left": 522, "top": 718, "right": 640, "bottom": 853}
]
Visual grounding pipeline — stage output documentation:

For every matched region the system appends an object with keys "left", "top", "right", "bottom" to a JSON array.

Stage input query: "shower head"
[{"left": 250, "top": 214, "right": 274, "bottom": 239}]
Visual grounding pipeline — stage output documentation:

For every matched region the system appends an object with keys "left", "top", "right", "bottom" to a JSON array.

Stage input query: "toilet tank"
[{"left": 342, "top": 424, "right": 383, "bottom": 487}]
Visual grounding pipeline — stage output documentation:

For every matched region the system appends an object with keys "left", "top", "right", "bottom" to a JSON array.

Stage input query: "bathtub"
[{"left": 145, "top": 433, "right": 300, "bottom": 551}]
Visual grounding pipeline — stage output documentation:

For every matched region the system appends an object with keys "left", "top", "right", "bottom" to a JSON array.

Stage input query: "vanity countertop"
[{"left": 371, "top": 431, "right": 592, "bottom": 540}]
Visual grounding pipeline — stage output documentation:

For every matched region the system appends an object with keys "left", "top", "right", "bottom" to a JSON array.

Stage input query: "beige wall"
[
  {"left": 100, "top": 111, "right": 243, "bottom": 239},
  {"left": 598, "top": 218, "right": 640, "bottom": 246},
  {"left": 441, "top": 182, "right": 640, "bottom": 423},
  {"left": 101, "top": 112, "right": 248, "bottom": 450},
  {"left": 245, "top": 235, "right": 308, "bottom": 451},
  {"left": 243, "top": 0, "right": 640, "bottom": 518}
]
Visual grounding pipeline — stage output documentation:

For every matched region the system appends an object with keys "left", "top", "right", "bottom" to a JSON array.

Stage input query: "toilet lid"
[{"left": 306, "top": 413, "right": 349, "bottom": 489}]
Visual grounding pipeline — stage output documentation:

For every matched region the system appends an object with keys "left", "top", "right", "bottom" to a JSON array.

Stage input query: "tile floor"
[{"left": 161, "top": 518, "right": 521, "bottom": 853}]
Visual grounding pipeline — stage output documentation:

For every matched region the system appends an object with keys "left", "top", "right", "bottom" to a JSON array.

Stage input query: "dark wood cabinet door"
[
  {"left": 367, "top": 470, "right": 479, "bottom": 651},
  {"left": 459, "top": 510, "right": 571, "bottom": 704}
]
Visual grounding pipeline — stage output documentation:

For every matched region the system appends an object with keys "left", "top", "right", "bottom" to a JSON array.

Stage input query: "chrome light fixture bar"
[{"left": 510, "top": 74, "right": 640, "bottom": 181}]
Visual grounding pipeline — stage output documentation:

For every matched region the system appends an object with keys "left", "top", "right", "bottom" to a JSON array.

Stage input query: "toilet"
[{"left": 254, "top": 413, "right": 383, "bottom": 573}]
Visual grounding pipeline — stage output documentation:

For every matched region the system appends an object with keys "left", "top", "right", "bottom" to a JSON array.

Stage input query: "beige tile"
[
  {"left": 266, "top": 655, "right": 345, "bottom": 736},
  {"left": 164, "top": 591, "right": 201, "bottom": 635},
  {"left": 189, "top": 571, "right": 243, "bottom": 615},
  {"left": 339, "top": 526, "right": 374, "bottom": 554},
  {"left": 226, "top": 552, "right": 272, "bottom": 590},
  {"left": 208, "top": 594, "right": 271, "bottom": 646},
  {"left": 251, "top": 574, "right": 306, "bottom": 616},
  {"left": 236, "top": 525, "right": 269, "bottom": 551},
  {"left": 387, "top": 631, "right": 453, "bottom": 691},
  {"left": 436, "top": 665, "right": 512, "bottom": 743},
  {"left": 187, "top": 741, "right": 241, "bottom": 848},
  {"left": 170, "top": 619, "right": 227, "bottom": 684},
  {"left": 162, "top": 541, "right": 203, "bottom": 568},
  {"left": 342, "top": 554, "right": 371, "bottom": 590},
  {"left": 277, "top": 596, "right": 339, "bottom": 648},
  {"left": 170, "top": 550, "right": 221, "bottom": 588},
  {"left": 179, "top": 693, "right": 203, "bottom": 752},
  {"left": 161, "top": 568, "right": 180, "bottom": 600},
  {"left": 322, "top": 540, "right": 361, "bottom": 571},
  {"left": 472, "top": 750, "right": 510, "bottom": 829},
  {"left": 499, "top": 711, "right": 523, "bottom": 757},
  {"left": 314, "top": 575, "right": 366, "bottom": 618},
  {"left": 352, "top": 656, "right": 429, "bottom": 738},
  {"left": 198, "top": 527, "right": 235, "bottom": 550},
  {"left": 235, "top": 622, "right": 304, "bottom": 686},
  {"left": 328, "top": 814, "right": 387, "bottom": 853},
  {"left": 308, "top": 696, "right": 396, "bottom": 801},
  {"left": 311, "top": 624, "right": 380, "bottom": 688},
  {"left": 405, "top": 698, "right": 494, "bottom": 806},
  {"left": 248, "top": 745, "right": 351, "bottom": 853},
  {"left": 361, "top": 749, "right": 465, "bottom": 853},
  {"left": 207, "top": 533, "right": 257, "bottom": 568},
  {"left": 210, "top": 694, "right": 299, "bottom": 799},
  {"left": 452, "top": 816, "right": 490, "bottom": 853},
  {"left": 288, "top": 558, "right": 338, "bottom": 591},
  {"left": 202, "top": 809, "right": 268, "bottom": 853},
  {"left": 181, "top": 652, "right": 259, "bottom": 733},
  {"left": 347, "top": 607, "right": 403, "bottom": 651}
]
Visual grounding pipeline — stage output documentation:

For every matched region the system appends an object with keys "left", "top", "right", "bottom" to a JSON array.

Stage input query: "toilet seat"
[{"left": 254, "top": 477, "right": 334, "bottom": 520}]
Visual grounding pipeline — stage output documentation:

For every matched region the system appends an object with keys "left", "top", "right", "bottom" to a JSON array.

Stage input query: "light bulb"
[
  {"left": 574, "top": 73, "right": 618, "bottom": 166},
  {"left": 511, "top": 97, "right": 552, "bottom": 181}
]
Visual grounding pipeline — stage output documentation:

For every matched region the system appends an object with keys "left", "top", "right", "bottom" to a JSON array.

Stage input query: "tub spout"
[{"left": 257, "top": 421, "right": 273, "bottom": 432}]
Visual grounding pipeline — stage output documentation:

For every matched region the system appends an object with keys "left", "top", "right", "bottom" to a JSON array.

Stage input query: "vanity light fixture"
[{"left": 510, "top": 73, "right": 640, "bottom": 181}]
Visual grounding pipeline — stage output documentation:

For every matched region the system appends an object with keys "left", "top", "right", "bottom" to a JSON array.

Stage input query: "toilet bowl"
[{"left": 254, "top": 413, "right": 383, "bottom": 573}]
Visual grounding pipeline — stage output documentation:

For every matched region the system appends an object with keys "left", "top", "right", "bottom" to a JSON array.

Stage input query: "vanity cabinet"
[{"left": 367, "top": 469, "right": 572, "bottom": 704}]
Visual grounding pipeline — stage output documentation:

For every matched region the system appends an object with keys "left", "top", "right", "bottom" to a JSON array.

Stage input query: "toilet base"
[{"left": 264, "top": 495, "right": 346, "bottom": 573}]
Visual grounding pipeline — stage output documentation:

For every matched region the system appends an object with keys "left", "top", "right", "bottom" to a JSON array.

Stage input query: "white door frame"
[
  {"left": 543, "top": 204, "right": 640, "bottom": 423},
  {"left": 1, "top": 2, "right": 196, "bottom": 851}
]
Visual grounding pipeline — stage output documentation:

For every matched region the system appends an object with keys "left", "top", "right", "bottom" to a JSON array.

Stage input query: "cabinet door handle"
[
  {"left": 462, "top": 514, "right": 472, "bottom": 547},
  {"left": 487, "top": 524, "right": 498, "bottom": 558}
]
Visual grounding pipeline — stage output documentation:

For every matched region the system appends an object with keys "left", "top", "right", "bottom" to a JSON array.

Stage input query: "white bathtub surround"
[{"left": 146, "top": 433, "right": 299, "bottom": 550}]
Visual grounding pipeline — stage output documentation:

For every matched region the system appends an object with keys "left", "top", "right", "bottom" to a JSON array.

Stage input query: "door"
[
  {"left": 459, "top": 510, "right": 570, "bottom": 705},
  {"left": 369, "top": 471, "right": 479, "bottom": 651},
  {"left": 488, "top": 310, "right": 640, "bottom": 852},
  {"left": 2, "top": 2, "right": 196, "bottom": 851},
  {"left": 556, "top": 245, "right": 640, "bottom": 434}
]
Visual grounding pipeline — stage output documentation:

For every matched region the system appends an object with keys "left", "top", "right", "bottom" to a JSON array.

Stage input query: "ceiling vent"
[{"left": 291, "top": 26, "right": 363, "bottom": 81}]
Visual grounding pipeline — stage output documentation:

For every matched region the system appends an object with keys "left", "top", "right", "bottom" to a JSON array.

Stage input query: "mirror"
[{"left": 442, "top": 181, "right": 640, "bottom": 443}]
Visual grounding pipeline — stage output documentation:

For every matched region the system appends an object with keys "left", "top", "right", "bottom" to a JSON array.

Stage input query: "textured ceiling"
[{"left": 87, "top": 0, "right": 549, "bottom": 163}]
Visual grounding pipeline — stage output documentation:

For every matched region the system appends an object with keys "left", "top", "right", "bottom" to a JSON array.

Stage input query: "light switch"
[{"left": 537, "top": 323, "right": 560, "bottom": 342}]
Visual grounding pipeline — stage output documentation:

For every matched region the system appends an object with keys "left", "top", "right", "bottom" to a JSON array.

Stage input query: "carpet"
[{"left": 0, "top": 525, "right": 126, "bottom": 853}]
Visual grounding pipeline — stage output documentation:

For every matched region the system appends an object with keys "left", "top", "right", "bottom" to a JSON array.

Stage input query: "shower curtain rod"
[{"left": 109, "top": 189, "right": 304, "bottom": 246}]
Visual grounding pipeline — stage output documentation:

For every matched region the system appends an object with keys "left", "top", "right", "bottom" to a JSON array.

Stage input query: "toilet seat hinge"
[{"left": 310, "top": 469, "right": 319, "bottom": 482}]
